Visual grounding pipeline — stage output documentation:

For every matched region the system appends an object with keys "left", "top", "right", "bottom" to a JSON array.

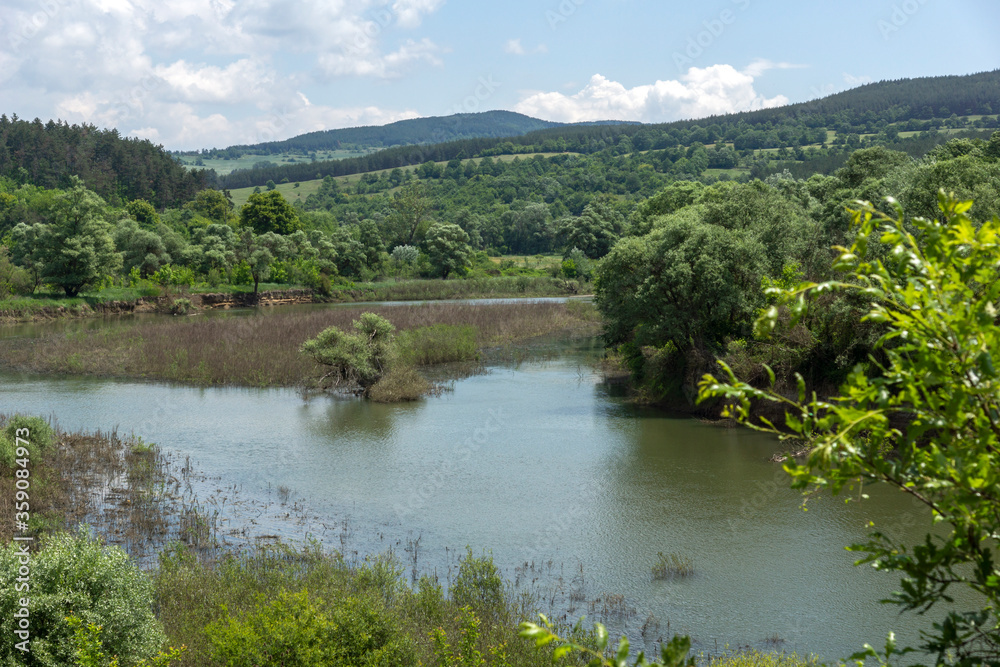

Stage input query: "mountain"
[
  {"left": 215, "top": 70, "right": 1000, "bottom": 190},
  {"left": 195, "top": 111, "right": 564, "bottom": 158}
]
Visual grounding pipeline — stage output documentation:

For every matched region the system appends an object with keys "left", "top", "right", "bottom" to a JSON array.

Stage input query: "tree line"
[{"left": 0, "top": 115, "right": 210, "bottom": 208}]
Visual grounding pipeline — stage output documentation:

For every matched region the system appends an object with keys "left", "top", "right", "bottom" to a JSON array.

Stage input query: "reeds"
[
  {"left": 1, "top": 301, "right": 598, "bottom": 387},
  {"left": 651, "top": 551, "right": 694, "bottom": 580}
]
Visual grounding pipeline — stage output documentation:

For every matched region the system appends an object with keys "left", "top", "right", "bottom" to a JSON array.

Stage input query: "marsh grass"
[
  {"left": 331, "top": 276, "right": 578, "bottom": 302},
  {"left": 708, "top": 650, "right": 819, "bottom": 667},
  {"left": 369, "top": 365, "right": 432, "bottom": 402},
  {"left": 2, "top": 301, "right": 597, "bottom": 387},
  {"left": 651, "top": 551, "right": 694, "bottom": 580},
  {"left": 0, "top": 414, "right": 223, "bottom": 564},
  {"left": 395, "top": 323, "right": 478, "bottom": 365}
]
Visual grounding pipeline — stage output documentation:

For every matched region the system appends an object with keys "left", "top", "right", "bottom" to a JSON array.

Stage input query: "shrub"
[
  {"left": 451, "top": 548, "right": 504, "bottom": 618},
  {"left": 300, "top": 313, "right": 397, "bottom": 395},
  {"left": 2, "top": 414, "right": 54, "bottom": 463},
  {"left": 0, "top": 528, "right": 165, "bottom": 667},
  {"left": 170, "top": 298, "right": 192, "bottom": 315},
  {"left": 206, "top": 589, "right": 413, "bottom": 667}
]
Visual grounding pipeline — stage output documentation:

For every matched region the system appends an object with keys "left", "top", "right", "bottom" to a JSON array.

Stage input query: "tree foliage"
[
  {"left": 424, "top": 222, "right": 472, "bottom": 278},
  {"left": 300, "top": 313, "right": 397, "bottom": 395},
  {"left": 701, "top": 192, "right": 1000, "bottom": 664},
  {"left": 29, "top": 177, "right": 123, "bottom": 296},
  {"left": 240, "top": 190, "right": 301, "bottom": 235},
  {"left": 0, "top": 528, "right": 165, "bottom": 667}
]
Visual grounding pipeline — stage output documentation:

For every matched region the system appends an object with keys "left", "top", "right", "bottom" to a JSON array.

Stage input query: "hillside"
[
  {"left": 189, "top": 111, "right": 562, "bottom": 159},
  {"left": 214, "top": 70, "right": 1000, "bottom": 190},
  {"left": 0, "top": 115, "right": 210, "bottom": 208}
]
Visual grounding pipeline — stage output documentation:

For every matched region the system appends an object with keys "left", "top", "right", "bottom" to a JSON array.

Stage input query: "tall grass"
[
  {"left": 708, "top": 650, "right": 819, "bottom": 667},
  {"left": 1, "top": 301, "right": 598, "bottom": 387},
  {"left": 0, "top": 415, "right": 207, "bottom": 560},
  {"left": 330, "top": 276, "right": 581, "bottom": 302}
]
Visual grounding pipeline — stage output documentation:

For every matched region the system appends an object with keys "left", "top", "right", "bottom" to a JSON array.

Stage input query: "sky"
[{"left": 0, "top": 0, "right": 997, "bottom": 151}]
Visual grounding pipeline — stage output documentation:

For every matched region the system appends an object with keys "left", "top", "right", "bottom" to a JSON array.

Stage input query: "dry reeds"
[{"left": 1, "top": 301, "right": 598, "bottom": 387}]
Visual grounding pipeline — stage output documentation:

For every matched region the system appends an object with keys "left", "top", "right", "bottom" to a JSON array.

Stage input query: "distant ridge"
[
  {"left": 197, "top": 111, "right": 564, "bottom": 158},
  {"left": 212, "top": 69, "right": 1000, "bottom": 190}
]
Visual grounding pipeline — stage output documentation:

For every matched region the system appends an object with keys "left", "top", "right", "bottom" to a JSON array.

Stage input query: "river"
[{"left": 0, "top": 302, "right": 968, "bottom": 661}]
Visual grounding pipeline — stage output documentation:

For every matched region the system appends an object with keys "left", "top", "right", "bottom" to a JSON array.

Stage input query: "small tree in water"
[{"left": 300, "top": 313, "right": 396, "bottom": 396}]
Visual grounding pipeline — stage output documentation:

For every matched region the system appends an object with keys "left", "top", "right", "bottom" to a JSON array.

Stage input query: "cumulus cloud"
[
  {"left": 514, "top": 65, "right": 789, "bottom": 123},
  {"left": 318, "top": 37, "right": 443, "bottom": 78},
  {"left": 391, "top": 0, "right": 445, "bottom": 29},
  {"left": 154, "top": 59, "right": 275, "bottom": 104},
  {"left": 0, "top": 0, "right": 445, "bottom": 148}
]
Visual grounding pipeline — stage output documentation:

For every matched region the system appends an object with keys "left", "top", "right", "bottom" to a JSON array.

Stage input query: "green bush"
[
  {"left": 2, "top": 415, "right": 54, "bottom": 464},
  {"left": 300, "top": 313, "right": 396, "bottom": 395},
  {"left": 206, "top": 589, "right": 413, "bottom": 667},
  {"left": 169, "top": 298, "right": 192, "bottom": 315},
  {"left": 451, "top": 548, "right": 504, "bottom": 618},
  {"left": 0, "top": 435, "right": 14, "bottom": 469},
  {"left": 0, "top": 528, "right": 165, "bottom": 667}
]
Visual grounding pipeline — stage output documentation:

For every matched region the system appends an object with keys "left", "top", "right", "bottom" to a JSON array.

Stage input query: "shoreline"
[{"left": 0, "top": 277, "right": 585, "bottom": 324}]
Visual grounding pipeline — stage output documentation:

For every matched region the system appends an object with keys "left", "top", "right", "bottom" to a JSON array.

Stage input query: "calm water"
[{"left": 0, "top": 306, "right": 973, "bottom": 660}]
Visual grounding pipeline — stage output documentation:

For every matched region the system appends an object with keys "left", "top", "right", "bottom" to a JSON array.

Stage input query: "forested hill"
[
  {"left": 215, "top": 69, "right": 1000, "bottom": 190},
  {"left": 197, "top": 111, "right": 563, "bottom": 158},
  {"left": 675, "top": 69, "right": 1000, "bottom": 128},
  {"left": 0, "top": 115, "right": 210, "bottom": 208}
]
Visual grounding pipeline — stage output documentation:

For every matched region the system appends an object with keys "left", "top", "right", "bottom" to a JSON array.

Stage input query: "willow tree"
[{"left": 300, "top": 313, "right": 396, "bottom": 396}]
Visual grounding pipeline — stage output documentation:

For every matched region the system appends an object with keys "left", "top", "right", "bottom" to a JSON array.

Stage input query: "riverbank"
[
  {"left": 0, "top": 300, "right": 600, "bottom": 387},
  {"left": 0, "top": 276, "right": 583, "bottom": 323}
]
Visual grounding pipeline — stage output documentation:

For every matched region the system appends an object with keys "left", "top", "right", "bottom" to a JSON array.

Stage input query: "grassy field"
[
  {"left": 175, "top": 148, "right": 380, "bottom": 175},
  {"left": 227, "top": 153, "right": 582, "bottom": 207}
]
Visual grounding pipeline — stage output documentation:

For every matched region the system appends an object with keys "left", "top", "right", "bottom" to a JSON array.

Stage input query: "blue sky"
[{"left": 1, "top": 0, "right": 997, "bottom": 150}]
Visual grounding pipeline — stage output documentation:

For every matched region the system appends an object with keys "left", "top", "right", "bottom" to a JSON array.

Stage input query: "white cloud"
[
  {"left": 505, "top": 38, "right": 547, "bottom": 56},
  {"left": 318, "top": 37, "right": 443, "bottom": 78},
  {"left": 154, "top": 59, "right": 275, "bottom": 104},
  {"left": 742, "top": 59, "right": 806, "bottom": 77},
  {"left": 391, "top": 0, "right": 445, "bottom": 29},
  {"left": 514, "top": 65, "right": 789, "bottom": 123},
  {"left": 505, "top": 38, "right": 525, "bottom": 55},
  {"left": 0, "top": 0, "right": 446, "bottom": 148}
]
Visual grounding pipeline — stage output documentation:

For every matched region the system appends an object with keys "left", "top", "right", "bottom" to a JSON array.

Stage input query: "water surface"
[{"left": 0, "top": 311, "right": 971, "bottom": 660}]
